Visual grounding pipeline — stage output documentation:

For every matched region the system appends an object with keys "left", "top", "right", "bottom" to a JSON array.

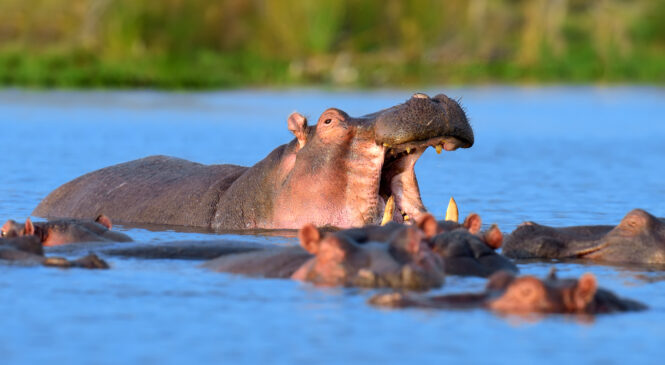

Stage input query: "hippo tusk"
[
  {"left": 435, "top": 144, "right": 443, "bottom": 154},
  {"left": 381, "top": 196, "right": 395, "bottom": 226},
  {"left": 445, "top": 197, "right": 459, "bottom": 223}
]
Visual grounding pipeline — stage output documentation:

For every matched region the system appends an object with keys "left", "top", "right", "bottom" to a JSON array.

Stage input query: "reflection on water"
[{"left": 1, "top": 87, "right": 665, "bottom": 364}]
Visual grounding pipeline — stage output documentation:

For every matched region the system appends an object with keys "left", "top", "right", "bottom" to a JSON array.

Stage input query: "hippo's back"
[{"left": 33, "top": 155, "right": 248, "bottom": 228}]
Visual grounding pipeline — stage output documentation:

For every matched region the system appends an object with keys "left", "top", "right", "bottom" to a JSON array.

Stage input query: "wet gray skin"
[
  {"left": 46, "top": 239, "right": 265, "bottom": 260},
  {"left": 503, "top": 209, "right": 665, "bottom": 265}
]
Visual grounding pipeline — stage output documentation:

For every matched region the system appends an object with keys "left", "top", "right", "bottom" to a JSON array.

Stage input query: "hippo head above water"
[
  {"left": 33, "top": 92, "right": 473, "bottom": 230},
  {"left": 292, "top": 223, "right": 446, "bottom": 290},
  {"left": 225, "top": 92, "right": 474, "bottom": 228}
]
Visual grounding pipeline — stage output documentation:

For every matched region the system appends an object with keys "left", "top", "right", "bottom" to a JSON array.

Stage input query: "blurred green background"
[{"left": 0, "top": 0, "right": 663, "bottom": 88}]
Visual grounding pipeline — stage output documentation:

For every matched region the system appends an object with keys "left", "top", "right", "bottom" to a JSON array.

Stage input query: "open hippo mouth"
[
  {"left": 366, "top": 93, "right": 473, "bottom": 225},
  {"left": 378, "top": 136, "right": 466, "bottom": 224}
]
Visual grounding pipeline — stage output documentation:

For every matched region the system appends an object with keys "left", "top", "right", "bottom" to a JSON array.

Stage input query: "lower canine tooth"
[
  {"left": 445, "top": 197, "right": 459, "bottom": 223},
  {"left": 406, "top": 147, "right": 411, "bottom": 154},
  {"left": 403, "top": 213, "right": 410, "bottom": 222},
  {"left": 381, "top": 196, "right": 395, "bottom": 226},
  {"left": 435, "top": 145, "right": 443, "bottom": 154}
]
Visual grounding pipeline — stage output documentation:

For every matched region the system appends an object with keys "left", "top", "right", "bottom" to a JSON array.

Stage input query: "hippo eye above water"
[{"left": 324, "top": 119, "right": 332, "bottom": 124}]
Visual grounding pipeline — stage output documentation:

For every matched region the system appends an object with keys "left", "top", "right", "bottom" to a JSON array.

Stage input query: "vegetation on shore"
[{"left": 0, "top": 0, "right": 663, "bottom": 88}]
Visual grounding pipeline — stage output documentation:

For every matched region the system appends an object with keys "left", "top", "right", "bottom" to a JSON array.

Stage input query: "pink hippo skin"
[
  {"left": 370, "top": 269, "right": 646, "bottom": 315},
  {"left": 1, "top": 215, "right": 132, "bottom": 246},
  {"left": 32, "top": 93, "right": 473, "bottom": 230}
]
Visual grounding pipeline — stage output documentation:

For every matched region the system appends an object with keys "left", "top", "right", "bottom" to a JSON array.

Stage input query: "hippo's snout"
[{"left": 374, "top": 93, "right": 474, "bottom": 148}]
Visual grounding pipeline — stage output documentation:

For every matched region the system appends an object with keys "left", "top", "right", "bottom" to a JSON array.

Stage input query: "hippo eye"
[{"left": 324, "top": 119, "right": 332, "bottom": 124}]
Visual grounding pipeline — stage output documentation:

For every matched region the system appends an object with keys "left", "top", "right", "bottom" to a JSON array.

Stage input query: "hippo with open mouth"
[{"left": 33, "top": 93, "right": 473, "bottom": 230}]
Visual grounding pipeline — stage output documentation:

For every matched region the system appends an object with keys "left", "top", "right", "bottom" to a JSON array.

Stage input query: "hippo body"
[
  {"left": 370, "top": 270, "right": 646, "bottom": 315},
  {"left": 44, "top": 238, "right": 267, "bottom": 262},
  {"left": 33, "top": 93, "right": 474, "bottom": 230},
  {"left": 202, "top": 247, "right": 312, "bottom": 279},
  {"left": 503, "top": 209, "right": 665, "bottom": 265}
]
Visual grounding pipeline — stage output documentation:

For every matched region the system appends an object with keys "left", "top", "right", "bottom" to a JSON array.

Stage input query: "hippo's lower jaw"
[{"left": 378, "top": 136, "right": 465, "bottom": 224}]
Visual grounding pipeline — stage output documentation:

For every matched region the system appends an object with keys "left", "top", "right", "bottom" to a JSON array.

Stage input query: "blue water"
[{"left": 1, "top": 87, "right": 664, "bottom": 364}]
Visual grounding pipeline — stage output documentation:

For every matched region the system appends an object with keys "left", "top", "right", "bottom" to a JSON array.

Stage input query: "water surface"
[{"left": 1, "top": 87, "right": 664, "bottom": 364}]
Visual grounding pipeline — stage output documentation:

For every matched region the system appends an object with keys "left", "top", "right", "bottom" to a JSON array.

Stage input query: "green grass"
[{"left": 0, "top": 0, "right": 664, "bottom": 89}]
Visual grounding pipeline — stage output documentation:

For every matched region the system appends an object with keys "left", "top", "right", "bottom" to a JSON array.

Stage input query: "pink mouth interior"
[{"left": 378, "top": 137, "right": 461, "bottom": 223}]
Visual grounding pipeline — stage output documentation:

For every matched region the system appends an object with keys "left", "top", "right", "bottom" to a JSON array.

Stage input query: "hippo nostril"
[{"left": 412, "top": 93, "right": 429, "bottom": 99}]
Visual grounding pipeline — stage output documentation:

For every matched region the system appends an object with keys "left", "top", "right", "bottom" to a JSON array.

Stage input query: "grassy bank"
[{"left": 1, "top": 0, "right": 664, "bottom": 89}]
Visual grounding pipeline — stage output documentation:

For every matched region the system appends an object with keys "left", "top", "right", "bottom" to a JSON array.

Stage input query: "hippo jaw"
[
  {"left": 377, "top": 136, "right": 466, "bottom": 224},
  {"left": 376, "top": 93, "right": 472, "bottom": 224}
]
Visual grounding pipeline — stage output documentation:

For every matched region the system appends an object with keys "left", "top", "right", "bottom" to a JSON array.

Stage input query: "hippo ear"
[
  {"left": 483, "top": 224, "right": 503, "bottom": 250},
  {"left": 298, "top": 223, "right": 321, "bottom": 254},
  {"left": 287, "top": 112, "right": 308, "bottom": 149},
  {"left": 1, "top": 220, "right": 13, "bottom": 237},
  {"left": 416, "top": 213, "right": 438, "bottom": 239},
  {"left": 574, "top": 273, "right": 597, "bottom": 310},
  {"left": 619, "top": 209, "right": 649, "bottom": 233},
  {"left": 463, "top": 213, "right": 482, "bottom": 234},
  {"left": 24, "top": 218, "right": 35, "bottom": 236},
  {"left": 402, "top": 226, "right": 425, "bottom": 254},
  {"left": 95, "top": 214, "right": 113, "bottom": 230},
  {"left": 486, "top": 270, "right": 516, "bottom": 291},
  {"left": 546, "top": 267, "right": 558, "bottom": 281}
]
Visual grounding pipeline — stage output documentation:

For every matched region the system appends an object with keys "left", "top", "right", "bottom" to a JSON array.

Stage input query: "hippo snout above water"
[{"left": 33, "top": 92, "right": 474, "bottom": 230}]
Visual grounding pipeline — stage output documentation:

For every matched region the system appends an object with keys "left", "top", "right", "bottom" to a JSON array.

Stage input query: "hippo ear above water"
[
  {"left": 483, "top": 224, "right": 503, "bottom": 250},
  {"left": 95, "top": 214, "right": 113, "bottom": 230},
  {"left": 287, "top": 112, "right": 308, "bottom": 149},
  {"left": 24, "top": 218, "right": 35, "bottom": 236},
  {"left": 463, "top": 213, "right": 482, "bottom": 235},
  {"left": 298, "top": 224, "right": 321, "bottom": 254},
  {"left": 416, "top": 214, "right": 438, "bottom": 239},
  {"left": 574, "top": 273, "right": 598, "bottom": 310}
]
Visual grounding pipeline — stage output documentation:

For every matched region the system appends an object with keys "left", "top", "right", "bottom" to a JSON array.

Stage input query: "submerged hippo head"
[
  {"left": 370, "top": 269, "right": 646, "bottom": 315},
  {"left": 215, "top": 92, "right": 474, "bottom": 229},
  {"left": 578, "top": 209, "right": 665, "bottom": 264},
  {"left": 334, "top": 211, "right": 515, "bottom": 277},
  {"left": 292, "top": 223, "right": 445, "bottom": 290},
  {"left": 1, "top": 215, "right": 130, "bottom": 246},
  {"left": 486, "top": 270, "right": 646, "bottom": 314},
  {"left": 504, "top": 209, "right": 665, "bottom": 265},
  {"left": 430, "top": 224, "right": 517, "bottom": 277}
]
